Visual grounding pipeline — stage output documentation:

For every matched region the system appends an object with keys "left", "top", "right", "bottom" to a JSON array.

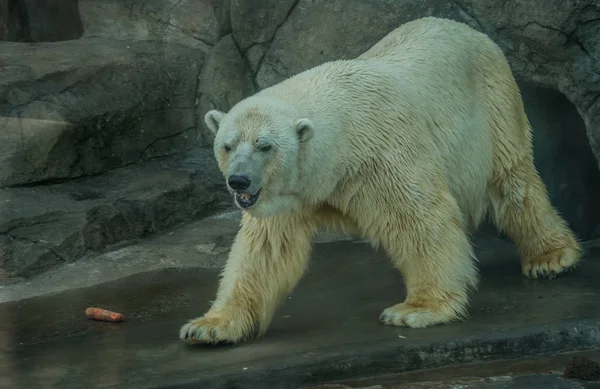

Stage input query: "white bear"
[{"left": 180, "top": 16, "right": 581, "bottom": 344}]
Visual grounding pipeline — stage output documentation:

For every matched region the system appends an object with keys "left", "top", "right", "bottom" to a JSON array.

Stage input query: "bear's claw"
[
  {"left": 379, "top": 310, "right": 409, "bottom": 326},
  {"left": 521, "top": 246, "right": 580, "bottom": 280},
  {"left": 379, "top": 302, "right": 461, "bottom": 328},
  {"left": 179, "top": 315, "right": 241, "bottom": 345}
]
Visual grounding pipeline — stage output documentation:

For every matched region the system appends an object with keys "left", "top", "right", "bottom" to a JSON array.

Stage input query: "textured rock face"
[
  {"left": 0, "top": 0, "right": 82, "bottom": 42},
  {"left": 196, "top": 34, "right": 256, "bottom": 145},
  {"left": 1, "top": 0, "right": 228, "bottom": 188},
  {"left": 459, "top": 0, "right": 600, "bottom": 180},
  {"left": 79, "top": 0, "right": 222, "bottom": 47},
  {"left": 0, "top": 40, "right": 204, "bottom": 187},
  {"left": 0, "top": 0, "right": 9, "bottom": 40},
  {"left": 0, "top": 147, "right": 228, "bottom": 278},
  {"left": 254, "top": 0, "right": 470, "bottom": 89},
  {"left": 23, "top": 0, "right": 83, "bottom": 42},
  {"left": 523, "top": 81, "right": 600, "bottom": 240},
  {"left": 0, "top": 0, "right": 232, "bottom": 277}
]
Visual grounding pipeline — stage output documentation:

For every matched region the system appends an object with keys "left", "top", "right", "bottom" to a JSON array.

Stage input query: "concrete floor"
[
  {"left": 0, "top": 215, "right": 599, "bottom": 389},
  {"left": 317, "top": 374, "right": 600, "bottom": 389},
  {"left": 312, "top": 349, "right": 600, "bottom": 388}
]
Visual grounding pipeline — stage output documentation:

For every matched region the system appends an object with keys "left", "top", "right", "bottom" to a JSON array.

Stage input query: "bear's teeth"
[{"left": 240, "top": 193, "right": 250, "bottom": 201}]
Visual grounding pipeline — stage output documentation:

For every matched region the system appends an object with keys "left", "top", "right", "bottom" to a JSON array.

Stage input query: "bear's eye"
[
  {"left": 223, "top": 145, "right": 232, "bottom": 153},
  {"left": 258, "top": 144, "right": 272, "bottom": 152}
]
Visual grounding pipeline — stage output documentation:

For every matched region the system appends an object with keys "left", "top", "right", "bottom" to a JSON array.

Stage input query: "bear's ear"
[
  {"left": 204, "top": 110, "right": 224, "bottom": 136},
  {"left": 295, "top": 118, "right": 314, "bottom": 142}
]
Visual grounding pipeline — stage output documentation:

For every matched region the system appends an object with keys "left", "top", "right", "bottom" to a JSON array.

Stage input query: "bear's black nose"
[{"left": 228, "top": 175, "right": 251, "bottom": 191}]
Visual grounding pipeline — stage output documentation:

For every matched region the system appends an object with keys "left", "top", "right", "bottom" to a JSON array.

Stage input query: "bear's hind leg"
[
  {"left": 355, "top": 180, "right": 479, "bottom": 328},
  {"left": 489, "top": 157, "right": 582, "bottom": 279}
]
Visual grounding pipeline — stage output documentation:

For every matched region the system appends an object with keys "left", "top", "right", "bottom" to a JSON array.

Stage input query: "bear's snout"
[{"left": 228, "top": 175, "right": 251, "bottom": 191}]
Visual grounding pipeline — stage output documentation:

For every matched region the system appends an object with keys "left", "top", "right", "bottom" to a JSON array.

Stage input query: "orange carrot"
[{"left": 85, "top": 307, "right": 125, "bottom": 322}]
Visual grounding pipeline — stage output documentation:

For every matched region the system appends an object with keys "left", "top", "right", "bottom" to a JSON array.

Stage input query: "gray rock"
[
  {"left": 523, "top": 80, "right": 600, "bottom": 240},
  {"left": 246, "top": 42, "right": 270, "bottom": 75},
  {"left": 0, "top": 0, "right": 233, "bottom": 276},
  {"left": 0, "top": 39, "right": 205, "bottom": 187},
  {"left": 79, "top": 0, "right": 221, "bottom": 50},
  {"left": 255, "top": 0, "right": 469, "bottom": 89},
  {"left": 231, "top": 0, "right": 299, "bottom": 51},
  {"left": 0, "top": 0, "right": 82, "bottom": 42},
  {"left": 0, "top": 0, "right": 8, "bottom": 40},
  {"left": 454, "top": 0, "right": 600, "bottom": 168},
  {"left": 213, "top": 0, "right": 233, "bottom": 37},
  {"left": 0, "top": 147, "right": 229, "bottom": 278},
  {"left": 22, "top": 0, "right": 83, "bottom": 42},
  {"left": 168, "top": 0, "right": 223, "bottom": 45},
  {"left": 196, "top": 34, "right": 256, "bottom": 145},
  {"left": 0, "top": 234, "right": 11, "bottom": 281},
  {"left": 0, "top": 0, "right": 27, "bottom": 42}
]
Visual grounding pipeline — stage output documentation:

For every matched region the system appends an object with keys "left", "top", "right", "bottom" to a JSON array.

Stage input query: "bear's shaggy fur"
[{"left": 180, "top": 17, "right": 581, "bottom": 344}]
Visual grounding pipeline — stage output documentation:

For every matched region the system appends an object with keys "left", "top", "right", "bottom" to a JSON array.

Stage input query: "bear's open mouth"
[{"left": 234, "top": 190, "right": 261, "bottom": 208}]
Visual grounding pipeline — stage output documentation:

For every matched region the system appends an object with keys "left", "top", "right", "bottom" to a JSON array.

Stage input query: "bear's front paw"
[
  {"left": 379, "top": 302, "right": 463, "bottom": 328},
  {"left": 179, "top": 313, "right": 253, "bottom": 345},
  {"left": 522, "top": 245, "right": 581, "bottom": 280}
]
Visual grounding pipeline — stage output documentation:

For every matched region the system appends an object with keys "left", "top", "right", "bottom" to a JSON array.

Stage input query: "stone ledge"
[{"left": 0, "top": 147, "right": 228, "bottom": 279}]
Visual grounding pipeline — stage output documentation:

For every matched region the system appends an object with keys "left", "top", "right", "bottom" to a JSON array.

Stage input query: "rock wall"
[
  {"left": 1, "top": 0, "right": 227, "bottom": 188},
  {"left": 0, "top": 0, "right": 82, "bottom": 42},
  {"left": 0, "top": 0, "right": 232, "bottom": 279},
  {"left": 1, "top": 0, "right": 599, "bottom": 278}
]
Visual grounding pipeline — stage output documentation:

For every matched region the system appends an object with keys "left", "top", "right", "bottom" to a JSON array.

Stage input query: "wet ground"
[
  {"left": 0, "top": 217, "right": 599, "bottom": 389},
  {"left": 313, "top": 373, "right": 600, "bottom": 388},
  {"left": 313, "top": 349, "right": 600, "bottom": 388}
]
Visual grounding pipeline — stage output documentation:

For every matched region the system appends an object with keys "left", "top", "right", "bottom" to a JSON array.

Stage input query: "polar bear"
[{"left": 180, "top": 16, "right": 581, "bottom": 344}]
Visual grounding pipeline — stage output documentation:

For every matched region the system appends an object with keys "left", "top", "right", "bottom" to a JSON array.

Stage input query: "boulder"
[
  {"left": 0, "top": 0, "right": 234, "bottom": 187},
  {"left": 230, "top": 0, "right": 298, "bottom": 51},
  {"left": 0, "top": 39, "right": 205, "bottom": 187},
  {"left": 0, "top": 0, "right": 234, "bottom": 278},
  {"left": 0, "top": 147, "right": 228, "bottom": 278},
  {"left": 254, "top": 0, "right": 472, "bottom": 89},
  {"left": 79, "top": 0, "right": 222, "bottom": 49},
  {"left": 196, "top": 34, "right": 256, "bottom": 145}
]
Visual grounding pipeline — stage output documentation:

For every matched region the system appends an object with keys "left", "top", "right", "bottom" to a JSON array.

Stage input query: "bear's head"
[{"left": 205, "top": 97, "right": 314, "bottom": 218}]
